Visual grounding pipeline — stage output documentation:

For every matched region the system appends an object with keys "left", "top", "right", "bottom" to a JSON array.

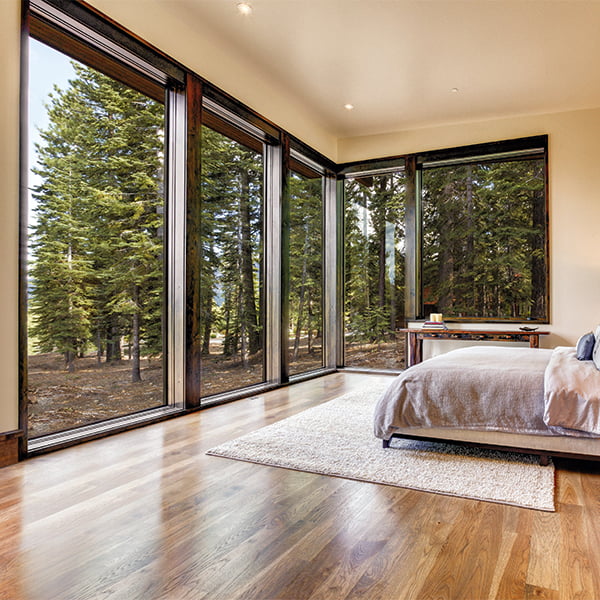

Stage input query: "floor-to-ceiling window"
[
  {"left": 288, "top": 158, "right": 324, "bottom": 376},
  {"left": 198, "top": 120, "right": 266, "bottom": 397},
  {"left": 344, "top": 169, "right": 407, "bottom": 369},
  {"left": 26, "top": 1, "right": 186, "bottom": 448}
]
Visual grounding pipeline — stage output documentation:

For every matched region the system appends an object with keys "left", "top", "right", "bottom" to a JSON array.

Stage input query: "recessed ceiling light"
[
  {"left": 237, "top": 2, "right": 253, "bottom": 15},
  {"left": 451, "top": 87, "right": 459, "bottom": 93},
  {"left": 344, "top": 103, "right": 354, "bottom": 111}
]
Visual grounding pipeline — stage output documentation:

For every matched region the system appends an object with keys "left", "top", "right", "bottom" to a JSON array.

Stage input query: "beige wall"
[
  {"left": 339, "top": 108, "right": 600, "bottom": 354},
  {"left": 0, "top": 0, "right": 22, "bottom": 433}
]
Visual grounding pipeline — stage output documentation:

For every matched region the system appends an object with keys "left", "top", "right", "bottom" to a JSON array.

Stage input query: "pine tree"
[
  {"left": 30, "top": 80, "right": 94, "bottom": 372},
  {"left": 344, "top": 172, "right": 406, "bottom": 350},
  {"left": 30, "top": 63, "right": 165, "bottom": 380}
]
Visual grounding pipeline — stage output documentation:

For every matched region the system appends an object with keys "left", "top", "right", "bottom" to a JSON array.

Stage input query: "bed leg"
[
  {"left": 539, "top": 454, "right": 550, "bottom": 466},
  {"left": 383, "top": 439, "right": 390, "bottom": 449}
]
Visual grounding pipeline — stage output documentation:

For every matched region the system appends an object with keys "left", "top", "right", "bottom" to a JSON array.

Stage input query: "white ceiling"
[{"left": 164, "top": 0, "right": 600, "bottom": 139}]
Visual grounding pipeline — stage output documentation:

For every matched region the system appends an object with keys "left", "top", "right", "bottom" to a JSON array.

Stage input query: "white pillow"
[{"left": 594, "top": 325, "right": 600, "bottom": 370}]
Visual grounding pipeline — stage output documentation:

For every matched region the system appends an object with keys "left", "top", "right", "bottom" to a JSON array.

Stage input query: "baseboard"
[{"left": 0, "top": 430, "right": 24, "bottom": 467}]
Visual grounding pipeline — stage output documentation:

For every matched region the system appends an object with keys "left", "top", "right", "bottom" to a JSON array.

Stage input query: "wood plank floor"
[{"left": 1, "top": 372, "right": 600, "bottom": 600}]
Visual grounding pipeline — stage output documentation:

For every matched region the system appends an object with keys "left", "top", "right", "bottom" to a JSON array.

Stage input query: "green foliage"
[
  {"left": 346, "top": 305, "right": 391, "bottom": 345},
  {"left": 198, "top": 132, "right": 325, "bottom": 377},
  {"left": 29, "top": 63, "right": 165, "bottom": 374}
]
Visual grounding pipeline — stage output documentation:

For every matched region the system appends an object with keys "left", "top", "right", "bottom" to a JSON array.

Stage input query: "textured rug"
[{"left": 207, "top": 383, "right": 555, "bottom": 511}]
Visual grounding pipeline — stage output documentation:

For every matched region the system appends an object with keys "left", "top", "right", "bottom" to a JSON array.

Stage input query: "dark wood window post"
[{"left": 185, "top": 73, "right": 203, "bottom": 408}]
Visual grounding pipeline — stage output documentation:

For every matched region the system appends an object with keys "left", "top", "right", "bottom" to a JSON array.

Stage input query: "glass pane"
[
  {"left": 199, "top": 124, "right": 265, "bottom": 396},
  {"left": 344, "top": 172, "right": 406, "bottom": 369},
  {"left": 289, "top": 169, "right": 323, "bottom": 376},
  {"left": 422, "top": 158, "right": 547, "bottom": 320},
  {"left": 27, "top": 39, "right": 166, "bottom": 437}
]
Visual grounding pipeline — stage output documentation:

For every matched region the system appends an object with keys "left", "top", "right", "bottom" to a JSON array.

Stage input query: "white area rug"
[{"left": 207, "top": 383, "right": 555, "bottom": 511}]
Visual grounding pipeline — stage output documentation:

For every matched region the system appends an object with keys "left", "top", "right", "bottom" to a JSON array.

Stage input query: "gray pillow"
[
  {"left": 576, "top": 332, "right": 595, "bottom": 360},
  {"left": 594, "top": 326, "right": 600, "bottom": 371}
]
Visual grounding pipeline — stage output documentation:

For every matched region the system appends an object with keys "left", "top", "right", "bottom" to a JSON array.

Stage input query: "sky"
[{"left": 28, "top": 38, "right": 76, "bottom": 223}]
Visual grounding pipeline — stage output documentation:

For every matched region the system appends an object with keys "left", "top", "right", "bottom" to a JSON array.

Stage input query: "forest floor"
[
  {"left": 27, "top": 339, "right": 405, "bottom": 438},
  {"left": 28, "top": 353, "right": 164, "bottom": 438},
  {"left": 345, "top": 340, "right": 406, "bottom": 370}
]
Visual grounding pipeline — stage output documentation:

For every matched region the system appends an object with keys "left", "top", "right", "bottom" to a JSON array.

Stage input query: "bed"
[{"left": 374, "top": 345, "right": 600, "bottom": 464}]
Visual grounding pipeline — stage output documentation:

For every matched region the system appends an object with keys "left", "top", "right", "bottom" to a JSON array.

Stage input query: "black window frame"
[{"left": 416, "top": 135, "right": 549, "bottom": 323}]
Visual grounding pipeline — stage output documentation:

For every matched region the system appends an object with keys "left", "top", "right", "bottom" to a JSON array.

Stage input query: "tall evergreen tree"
[
  {"left": 30, "top": 78, "right": 95, "bottom": 372},
  {"left": 30, "top": 63, "right": 165, "bottom": 380}
]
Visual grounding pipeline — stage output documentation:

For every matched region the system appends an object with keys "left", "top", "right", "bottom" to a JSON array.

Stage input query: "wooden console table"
[{"left": 397, "top": 328, "right": 549, "bottom": 367}]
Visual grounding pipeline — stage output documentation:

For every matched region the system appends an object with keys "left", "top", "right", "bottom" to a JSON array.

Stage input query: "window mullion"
[
  {"left": 264, "top": 143, "right": 283, "bottom": 384},
  {"left": 323, "top": 173, "right": 338, "bottom": 370}
]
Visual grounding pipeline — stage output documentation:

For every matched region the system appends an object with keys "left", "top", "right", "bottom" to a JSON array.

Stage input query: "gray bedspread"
[{"left": 374, "top": 346, "right": 554, "bottom": 440}]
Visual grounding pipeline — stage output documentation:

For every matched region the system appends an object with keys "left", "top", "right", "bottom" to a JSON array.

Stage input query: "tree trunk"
[
  {"left": 238, "top": 283, "right": 248, "bottom": 367},
  {"left": 96, "top": 328, "right": 103, "bottom": 365},
  {"left": 106, "top": 322, "right": 122, "bottom": 362},
  {"left": 202, "top": 315, "right": 212, "bottom": 355},
  {"left": 131, "top": 285, "right": 142, "bottom": 383},
  {"left": 65, "top": 349, "right": 75, "bottom": 373},
  {"left": 361, "top": 189, "right": 371, "bottom": 310},
  {"left": 437, "top": 182, "right": 455, "bottom": 312},
  {"left": 106, "top": 329, "right": 114, "bottom": 362},
  {"left": 531, "top": 185, "right": 546, "bottom": 319},
  {"left": 307, "top": 302, "right": 313, "bottom": 354},
  {"left": 223, "top": 315, "right": 232, "bottom": 355},
  {"left": 201, "top": 274, "right": 212, "bottom": 356},
  {"left": 201, "top": 243, "right": 214, "bottom": 355},
  {"left": 464, "top": 166, "right": 476, "bottom": 314},
  {"left": 222, "top": 288, "right": 234, "bottom": 356},
  {"left": 377, "top": 183, "right": 387, "bottom": 310},
  {"left": 292, "top": 227, "right": 310, "bottom": 361},
  {"left": 239, "top": 170, "right": 260, "bottom": 355},
  {"left": 388, "top": 222, "right": 396, "bottom": 331}
]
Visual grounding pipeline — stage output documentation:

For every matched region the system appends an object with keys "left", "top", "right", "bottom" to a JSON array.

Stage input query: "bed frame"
[{"left": 383, "top": 427, "right": 600, "bottom": 465}]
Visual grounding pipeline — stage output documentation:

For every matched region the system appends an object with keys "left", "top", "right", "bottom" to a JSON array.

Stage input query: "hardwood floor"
[{"left": 1, "top": 372, "right": 600, "bottom": 599}]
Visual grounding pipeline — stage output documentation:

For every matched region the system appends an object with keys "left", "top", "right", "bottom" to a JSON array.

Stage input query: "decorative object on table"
[
  {"left": 519, "top": 326, "right": 539, "bottom": 332},
  {"left": 422, "top": 313, "right": 447, "bottom": 329},
  {"left": 207, "top": 384, "right": 555, "bottom": 511}
]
